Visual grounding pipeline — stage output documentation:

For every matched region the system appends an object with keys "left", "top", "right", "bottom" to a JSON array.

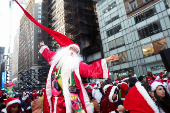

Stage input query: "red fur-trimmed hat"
[{"left": 4, "top": 98, "right": 20, "bottom": 107}]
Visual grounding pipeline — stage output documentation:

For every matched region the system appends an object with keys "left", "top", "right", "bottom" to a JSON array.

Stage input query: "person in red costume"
[
  {"left": 13, "top": 1, "right": 118, "bottom": 112},
  {"left": 120, "top": 77, "right": 129, "bottom": 104},
  {"left": 39, "top": 41, "right": 118, "bottom": 113},
  {"left": 101, "top": 85, "right": 119, "bottom": 113},
  {"left": 32, "top": 90, "right": 39, "bottom": 100},
  {"left": 22, "top": 91, "right": 31, "bottom": 113}
]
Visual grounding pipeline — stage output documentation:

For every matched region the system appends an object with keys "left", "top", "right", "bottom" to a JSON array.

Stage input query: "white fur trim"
[
  {"left": 102, "top": 59, "right": 108, "bottom": 78},
  {"left": 26, "top": 106, "right": 31, "bottom": 110},
  {"left": 39, "top": 45, "right": 49, "bottom": 54},
  {"left": 54, "top": 97, "right": 58, "bottom": 113},
  {"left": 75, "top": 69, "right": 93, "bottom": 113},
  {"left": 151, "top": 81, "right": 163, "bottom": 91},
  {"left": 6, "top": 99, "right": 21, "bottom": 107},
  {"left": 136, "top": 82, "right": 159, "bottom": 113},
  {"left": 45, "top": 64, "right": 55, "bottom": 113},
  {"left": 122, "top": 77, "right": 129, "bottom": 82},
  {"left": 103, "top": 84, "right": 112, "bottom": 94},
  {"left": 109, "top": 86, "right": 118, "bottom": 103},
  {"left": 118, "top": 105, "right": 123, "bottom": 108},
  {"left": 84, "top": 84, "right": 89, "bottom": 89}
]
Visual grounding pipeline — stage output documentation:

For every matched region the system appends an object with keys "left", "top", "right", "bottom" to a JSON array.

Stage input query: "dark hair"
[
  {"left": 138, "top": 76, "right": 145, "bottom": 82},
  {"left": 87, "top": 92, "right": 93, "bottom": 100},
  {"left": 128, "top": 77, "right": 137, "bottom": 87},
  {"left": 7, "top": 103, "right": 23, "bottom": 113},
  {"left": 154, "top": 85, "right": 170, "bottom": 112}
]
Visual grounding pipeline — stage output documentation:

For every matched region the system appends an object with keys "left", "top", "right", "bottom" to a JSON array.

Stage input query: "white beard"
[{"left": 51, "top": 46, "right": 83, "bottom": 113}]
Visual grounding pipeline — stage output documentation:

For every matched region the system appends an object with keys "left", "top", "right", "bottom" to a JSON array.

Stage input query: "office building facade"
[
  {"left": 96, "top": 0, "right": 170, "bottom": 79},
  {"left": 19, "top": 0, "right": 43, "bottom": 72}
]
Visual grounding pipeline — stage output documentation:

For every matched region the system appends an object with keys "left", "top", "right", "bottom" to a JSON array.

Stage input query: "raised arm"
[
  {"left": 39, "top": 41, "right": 56, "bottom": 64},
  {"left": 79, "top": 55, "right": 118, "bottom": 79}
]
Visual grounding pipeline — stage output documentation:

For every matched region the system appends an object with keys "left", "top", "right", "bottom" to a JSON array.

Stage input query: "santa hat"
[
  {"left": 91, "top": 83, "right": 97, "bottom": 89},
  {"left": 121, "top": 77, "right": 129, "bottom": 82},
  {"left": 4, "top": 98, "right": 20, "bottom": 107},
  {"left": 103, "top": 84, "right": 112, "bottom": 94},
  {"left": 14, "top": 0, "right": 80, "bottom": 53},
  {"left": 26, "top": 91, "right": 30, "bottom": 95},
  {"left": 83, "top": 83, "right": 89, "bottom": 89},
  {"left": 148, "top": 77, "right": 152, "bottom": 80},
  {"left": 113, "top": 79, "right": 119, "bottom": 84},
  {"left": 123, "top": 82, "right": 159, "bottom": 113},
  {"left": 150, "top": 80, "right": 163, "bottom": 91},
  {"left": 32, "top": 90, "right": 36, "bottom": 94},
  {"left": 105, "top": 86, "right": 118, "bottom": 103}
]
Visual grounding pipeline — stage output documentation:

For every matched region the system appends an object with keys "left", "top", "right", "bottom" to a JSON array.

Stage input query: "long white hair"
[{"left": 51, "top": 46, "right": 83, "bottom": 113}]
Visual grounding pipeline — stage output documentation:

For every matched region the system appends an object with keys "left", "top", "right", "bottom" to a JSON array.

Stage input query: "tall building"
[
  {"left": 18, "top": 0, "right": 43, "bottom": 73},
  {"left": 0, "top": 47, "right": 5, "bottom": 64},
  {"left": 96, "top": 0, "right": 170, "bottom": 79},
  {"left": 46, "top": 0, "right": 103, "bottom": 63}
]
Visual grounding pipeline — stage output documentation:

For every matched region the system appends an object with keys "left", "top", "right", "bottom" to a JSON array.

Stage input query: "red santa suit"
[
  {"left": 39, "top": 45, "right": 109, "bottom": 113},
  {"left": 120, "top": 77, "right": 129, "bottom": 103},
  {"left": 22, "top": 91, "right": 31, "bottom": 113},
  {"left": 14, "top": 1, "right": 109, "bottom": 112},
  {"left": 101, "top": 85, "right": 118, "bottom": 113}
]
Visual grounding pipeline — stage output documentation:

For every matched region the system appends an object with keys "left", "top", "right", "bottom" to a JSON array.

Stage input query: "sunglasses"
[{"left": 70, "top": 47, "right": 79, "bottom": 53}]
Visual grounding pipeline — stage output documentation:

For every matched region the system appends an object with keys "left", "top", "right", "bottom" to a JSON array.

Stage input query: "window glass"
[
  {"left": 38, "top": 11, "right": 41, "bottom": 14},
  {"left": 38, "top": 15, "right": 41, "bottom": 18},
  {"left": 152, "top": 38, "right": 168, "bottom": 54},
  {"left": 138, "top": 21, "right": 162, "bottom": 39},
  {"left": 134, "top": 7, "right": 156, "bottom": 24},
  {"left": 116, "top": 36, "right": 125, "bottom": 47},
  {"left": 142, "top": 43, "right": 154, "bottom": 57},
  {"left": 129, "top": 0, "right": 137, "bottom": 11},
  {"left": 109, "top": 40, "right": 116, "bottom": 50},
  {"left": 106, "top": 24, "right": 121, "bottom": 37},
  {"left": 118, "top": 51, "right": 128, "bottom": 64},
  {"left": 38, "top": 20, "right": 41, "bottom": 23}
]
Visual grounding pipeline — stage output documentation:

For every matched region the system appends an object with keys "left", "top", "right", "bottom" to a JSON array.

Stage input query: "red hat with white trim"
[
  {"left": 105, "top": 86, "right": 118, "bottom": 103},
  {"left": 121, "top": 77, "right": 129, "bottom": 82},
  {"left": 83, "top": 83, "right": 89, "bottom": 89},
  {"left": 123, "top": 82, "right": 159, "bottom": 113},
  {"left": 4, "top": 98, "right": 20, "bottom": 107}
]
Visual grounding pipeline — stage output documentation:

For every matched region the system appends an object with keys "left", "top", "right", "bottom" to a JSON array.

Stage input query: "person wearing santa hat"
[
  {"left": 2, "top": 98, "right": 23, "bottom": 113},
  {"left": 38, "top": 39, "right": 118, "bottom": 113},
  {"left": 101, "top": 73, "right": 112, "bottom": 94},
  {"left": 101, "top": 85, "right": 120, "bottom": 113},
  {"left": 14, "top": 1, "right": 119, "bottom": 112},
  {"left": 22, "top": 91, "right": 31, "bottom": 113},
  {"left": 120, "top": 77, "right": 129, "bottom": 104},
  {"left": 91, "top": 83, "right": 102, "bottom": 104},
  {"left": 150, "top": 80, "right": 170, "bottom": 113}
]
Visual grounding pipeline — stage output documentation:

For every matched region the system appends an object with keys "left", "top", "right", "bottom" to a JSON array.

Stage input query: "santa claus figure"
[
  {"left": 39, "top": 41, "right": 118, "bottom": 113},
  {"left": 13, "top": 1, "right": 119, "bottom": 112},
  {"left": 32, "top": 90, "right": 39, "bottom": 100}
]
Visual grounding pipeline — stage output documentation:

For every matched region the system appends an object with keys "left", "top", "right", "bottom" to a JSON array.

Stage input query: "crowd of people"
[
  {"left": 1, "top": 71, "right": 170, "bottom": 113},
  {"left": 0, "top": 89, "right": 44, "bottom": 113}
]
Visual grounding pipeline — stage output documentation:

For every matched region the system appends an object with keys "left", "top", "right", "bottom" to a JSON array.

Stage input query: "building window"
[
  {"left": 134, "top": 7, "right": 156, "bottom": 23},
  {"left": 116, "top": 36, "right": 125, "bottom": 48},
  {"left": 118, "top": 51, "right": 128, "bottom": 64},
  {"left": 109, "top": 40, "right": 116, "bottom": 50},
  {"left": 38, "top": 15, "right": 41, "bottom": 18},
  {"left": 138, "top": 21, "right": 162, "bottom": 39},
  {"left": 38, "top": 11, "right": 41, "bottom": 14},
  {"left": 38, "top": 29, "right": 41, "bottom": 32},
  {"left": 164, "top": 0, "right": 170, "bottom": 9},
  {"left": 38, "top": 6, "right": 41, "bottom": 9},
  {"left": 129, "top": 0, "right": 137, "bottom": 11},
  {"left": 38, "top": 3, "right": 41, "bottom": 5},
  {"left": 144, "top": 0, "right": 149, "bottom": 2},
  {"left": 106, "top": 24, "right": 121, "bottom": 37},
  {"left": 105, "top": 15, "right": 119, "bottom": 25},
  {"left": 38, "top": 20, "right": 41, "bottom": 23},
  {"left": 142, "top": 43, "right": 154, "bottom": 57},
  {"left": 103, "top": 1, "right": 116, "bottom": 14},
  {"left": 152, "top": 38, "right": 167, "bottom": 54}
]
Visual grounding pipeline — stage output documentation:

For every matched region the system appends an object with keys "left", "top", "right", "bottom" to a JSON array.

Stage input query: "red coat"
[
  {"left": 120, "top": 82, "right": 129, "bottom": 102},
  {"left": 39, "top": 45, "right": 109, "bottom": 113}
]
